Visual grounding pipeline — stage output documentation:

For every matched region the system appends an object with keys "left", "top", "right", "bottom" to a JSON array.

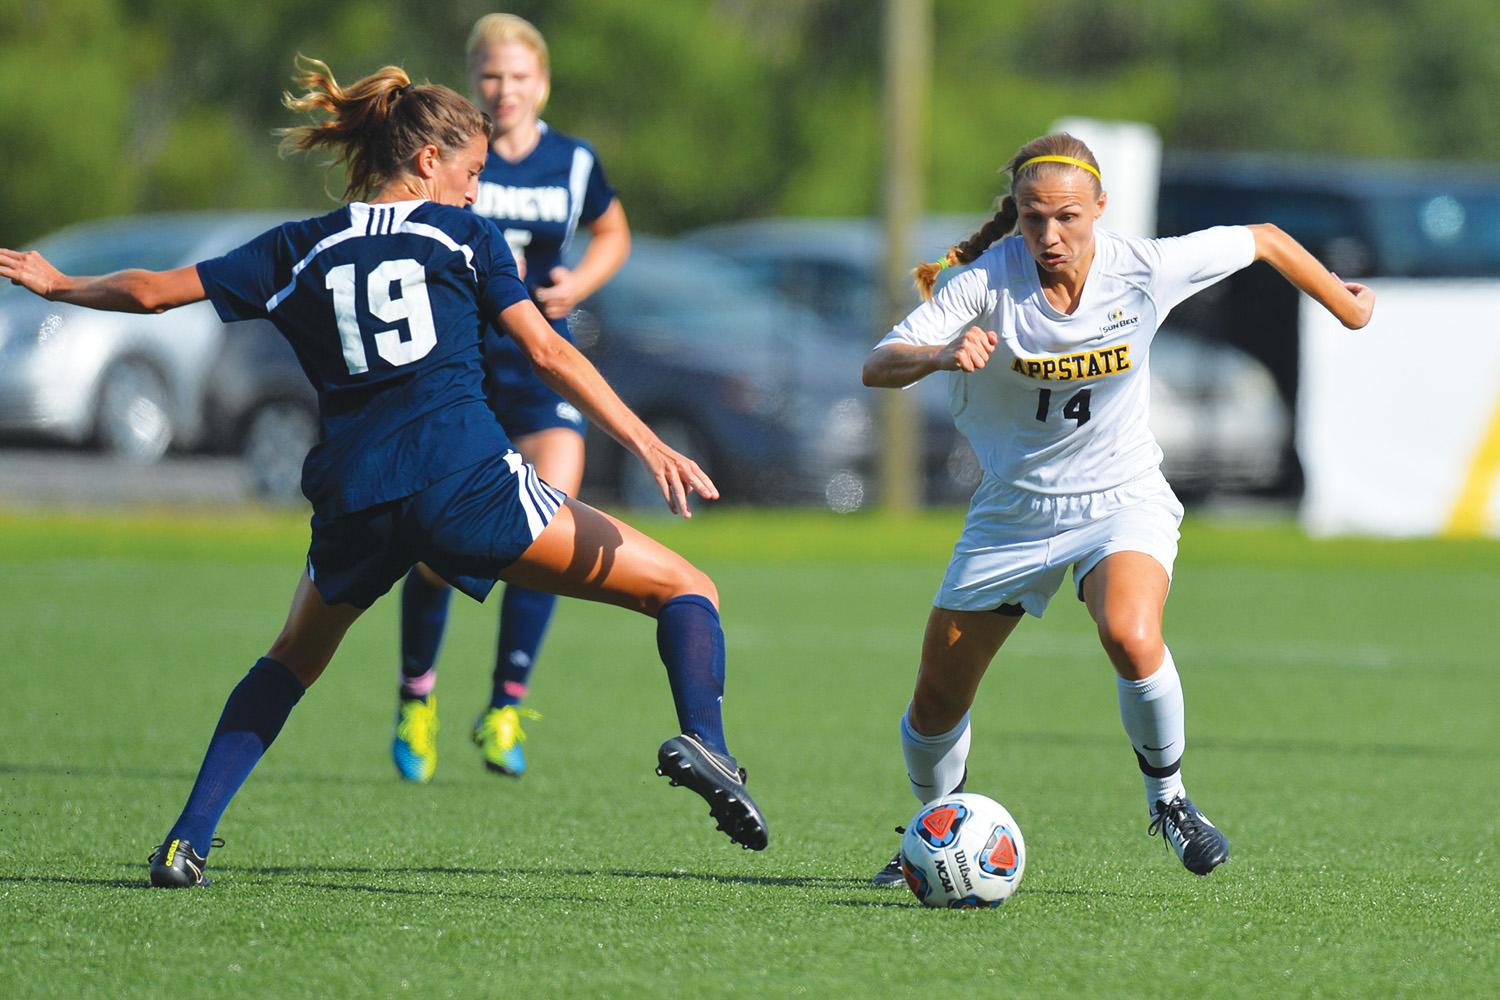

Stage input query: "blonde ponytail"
[{"left": 277, "top": 54, "right": 489, "bottom": 202}]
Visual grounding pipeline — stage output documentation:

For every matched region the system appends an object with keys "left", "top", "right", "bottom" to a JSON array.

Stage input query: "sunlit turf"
[{"left": 1, "top": 505, "right": 1497, "bottom": 997}]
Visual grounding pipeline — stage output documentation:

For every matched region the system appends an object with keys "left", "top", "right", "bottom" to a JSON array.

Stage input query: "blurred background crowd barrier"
[{"left": 2, "top": 0, "right": 1498, "bottom": 535}]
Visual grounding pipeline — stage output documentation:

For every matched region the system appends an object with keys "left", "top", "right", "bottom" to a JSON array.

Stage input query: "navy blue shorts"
[
  {"left": 306, "top": 451, "right": 567, "bottom": 608},
  {"left": 489, "top": 372, "right": 586, "bottom": 438},
  {"left": 486, "top": 317, "right": 587, "bottom": 438}
]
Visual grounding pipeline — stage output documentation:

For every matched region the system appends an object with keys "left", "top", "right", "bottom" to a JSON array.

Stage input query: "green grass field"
[{"left": 1, "top": 505, "right": 1497, "bottom": 997}]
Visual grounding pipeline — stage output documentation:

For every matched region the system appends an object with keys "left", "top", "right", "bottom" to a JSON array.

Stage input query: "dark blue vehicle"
[
  {"left": 574, "top": 236, "right": 876, "bottom": 509},
  {"left": 1159, "top": 152, "right": 1500, "bottom": 402}
]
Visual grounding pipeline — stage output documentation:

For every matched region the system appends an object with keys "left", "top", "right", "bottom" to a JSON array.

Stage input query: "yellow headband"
[{"left": 1015, "top": 154, "right": 1101, "bottom": 182}]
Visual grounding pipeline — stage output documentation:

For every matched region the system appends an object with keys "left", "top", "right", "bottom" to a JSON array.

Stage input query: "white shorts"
[{"left": 935, "top": 469, "right": 1184, "bottom": 617}]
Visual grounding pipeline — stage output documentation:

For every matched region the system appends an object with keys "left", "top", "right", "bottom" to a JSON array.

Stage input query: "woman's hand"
[
  {"left": 862, "top": 327, "right": 998, "bottom": 388},
  {"left": 938, "top": 326, "right": 999, "bottom": 372},
  {"left": 498, "top": 298, "right": 714, "bottom": 514},
  {"left": 1333, "top": 273, "right": 1376, "bottom": 330},
  {"left": 533, "top": 200, "right": 630, "bottom": 320},
  {"left": 636, "top": 437, "right": 719, "bottom": 518},
  {"left": 0, "top": 248, "right": 66, "bottom": 298},
  {"left": 1252, "top": 224, "right": 1375, "bottom": 331},
  {"left": 0, "top": 252, "right": 202, "bottom": 313},
  {"left": 534, "top": 265, "right": 584, "bottom": 319}
]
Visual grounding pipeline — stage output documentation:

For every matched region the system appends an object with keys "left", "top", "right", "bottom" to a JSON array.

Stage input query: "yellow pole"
[{"left": 878, "top": 0, "right": 931, "bottom": 513}]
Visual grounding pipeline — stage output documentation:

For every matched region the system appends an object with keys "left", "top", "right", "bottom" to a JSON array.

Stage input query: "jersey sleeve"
[
  {"left": 195, "top": 225, "right": 287, "bottom": 323},
  {"left": 875, "top": 262, "right": 991, "bottom": 350},
  {"left": 474, "top": 217, "right": 531, "bottom": 315},
  {"left": 577, "top": 142, "right": 617, "bottom": 226},
  {"left": 1147, "top": 225, "right": 1256, "bottom": 312}
]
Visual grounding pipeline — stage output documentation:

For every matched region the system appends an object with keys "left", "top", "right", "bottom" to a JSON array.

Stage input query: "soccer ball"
[{"left": 900, "top": 793, "right": 1025, "bottom": 908}]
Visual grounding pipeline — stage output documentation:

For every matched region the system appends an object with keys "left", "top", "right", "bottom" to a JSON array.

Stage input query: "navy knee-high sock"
[
  {"left": 400, "top": 567, "right": 453, "bottom": 699},
  {"left": 165, "top": 658, "right": 305, "bottom": 853},
  {"left": 492, "top": 584, "right": 556, "bottom": 709},
  {"left": 655, "top": 595, "right": 729, "bottom": 758}
]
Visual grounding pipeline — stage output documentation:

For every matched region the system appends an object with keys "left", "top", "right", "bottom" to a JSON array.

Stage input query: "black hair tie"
[{"left": 391, "top": 83, "right": 413, "bottom": 102}]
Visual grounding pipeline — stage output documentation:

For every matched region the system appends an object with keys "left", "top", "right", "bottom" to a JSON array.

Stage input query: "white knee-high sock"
[
  {"left": 901, "top": 706, "right": 970, "bottom": 804},
  {"left": 1116, "top": 647, "right": 1187, "bottom": 813}
]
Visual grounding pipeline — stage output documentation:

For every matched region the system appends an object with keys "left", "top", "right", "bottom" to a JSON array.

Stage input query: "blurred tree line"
[{"left": 4, "top": 0, "right": 1499, "bottom": 243}]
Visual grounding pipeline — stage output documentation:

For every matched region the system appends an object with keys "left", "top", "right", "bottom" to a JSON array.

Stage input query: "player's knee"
[
  {"left": 264, "top": 637, "right": 332, "bottom": 687},
  {"left": 909, "top": 682, "right": 968, "bottom": 734},
  {"left": 1097, "top": 619, "right": 1163, "bottom": 677},
  {"left": 644, "top": 559, "right": 718, "bottom": 616}
]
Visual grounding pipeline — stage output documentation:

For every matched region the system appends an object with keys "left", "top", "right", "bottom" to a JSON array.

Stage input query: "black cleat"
[
  {"left": 871, "top": 827, "right": 907, "bottom": 887},
  {"left": 147, "top": 837, "right": 221, "bottom": 888},
  {"left": 1149, "top": 796, "right": 1230, "bottom": 876},
  {"left": 655, "top": 734, "right": 769, "bottom": 851}
]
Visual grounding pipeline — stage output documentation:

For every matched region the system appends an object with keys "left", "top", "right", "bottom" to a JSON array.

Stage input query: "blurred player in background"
[
  {"left": 862, "top": 133, "right": 1373, "bottom": 883},
  {"left": 393, "top": 12, "right": 633, "bottom": 784},
  {"left": 0, "top": 57, "right": 766, "bottom": 887}
]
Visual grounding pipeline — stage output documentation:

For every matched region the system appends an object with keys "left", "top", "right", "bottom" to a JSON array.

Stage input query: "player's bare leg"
[
  {"left": 1080, "top": 550, "right": 1168, "bottom": 681},
  {"left": 909, "top": 608, "right": 1023, "bottom": 734},
  {"left": 502, "top": 497, "right": 765, "bottom": 849},
  {"left": 151, "top": 573, "right": 364, "bottom": 886},
  {"left": 267, "top": 571, "right": 366, "bottom": 687},
  {"left": 501, "top": 496, "right": 717, "bottom": 614},
  {"left": 1082, "top": 550, "right": 1228, "bottom": 875}
]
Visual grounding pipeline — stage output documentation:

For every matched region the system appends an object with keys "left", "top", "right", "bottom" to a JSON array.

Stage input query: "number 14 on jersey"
[{"left": 1034, "top": 388, "right": 1092, "bottom": 426}]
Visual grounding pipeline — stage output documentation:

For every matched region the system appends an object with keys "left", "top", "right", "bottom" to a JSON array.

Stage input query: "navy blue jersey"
[
  {"left": 472, "top": 122, "right": 616, "bottom": 411},
  {"left": 472, "top": 122, "right": 616, "bottom": 297},
  {"left": 196, "top": 200, "right": 530, "bottom": 517}
]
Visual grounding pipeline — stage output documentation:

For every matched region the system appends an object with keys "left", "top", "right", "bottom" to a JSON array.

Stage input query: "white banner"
[
  {"left": 1050, "top": 118, "right": 1159, "bottom": 239},
  {"left": 1298, "top": 280, "right": 1500, "bottom": 537}
]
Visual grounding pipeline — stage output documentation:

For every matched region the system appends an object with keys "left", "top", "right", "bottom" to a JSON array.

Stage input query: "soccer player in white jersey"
[{"left": 862, "top": 132, "right": 1374, "bottom": 881}]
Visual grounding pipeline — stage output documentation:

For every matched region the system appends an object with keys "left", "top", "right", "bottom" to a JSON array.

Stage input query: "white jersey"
[{"left": 876, "top": 226, "right": 1256, "bottom": 494}]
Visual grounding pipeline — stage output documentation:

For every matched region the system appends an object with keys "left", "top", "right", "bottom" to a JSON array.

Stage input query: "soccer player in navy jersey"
[
  {"left": 394, "top": 13, "right": 634, "bottom": 784},
  {"left": 0, "top": 57, "right": 767, "bottom": 887}
]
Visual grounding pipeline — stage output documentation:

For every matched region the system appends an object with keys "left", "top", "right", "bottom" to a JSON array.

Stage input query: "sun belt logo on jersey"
[
  {"left": 980, "top": 826, "right": 1020, "bottom": 877},
  {"left": 1101, "top": 308, "right": 1139, "bottom": 334},
  {"left": 914, "top": 802, "right": 969, "bottom": 849}
]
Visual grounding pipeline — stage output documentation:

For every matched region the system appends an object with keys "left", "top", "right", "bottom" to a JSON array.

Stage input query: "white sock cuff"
[
  {"left": 1116, "top": 646, "right": 1177, "bottom": 695},
  {"left": 900, "top": 705, "right": 971, "bottom": 746}
]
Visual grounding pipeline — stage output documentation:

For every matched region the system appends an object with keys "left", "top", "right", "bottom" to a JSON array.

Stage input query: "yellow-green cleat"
[
  {"left": 392, "top": 695, "right": 439, "bottom": 783},
  {"left": 473, "top": 705, "right": 540, "bottom": 777}
]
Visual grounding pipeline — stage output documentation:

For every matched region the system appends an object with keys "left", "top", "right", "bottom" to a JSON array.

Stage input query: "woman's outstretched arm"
[
  {"left": 1249, "top": 223, "right": 1374, "bottom": 330},
  {"left": 0, "top": 249, "right": 205, "bottom": 314},
  {"left": 497, "top": 297, "right": 717, "bottom": 516}
]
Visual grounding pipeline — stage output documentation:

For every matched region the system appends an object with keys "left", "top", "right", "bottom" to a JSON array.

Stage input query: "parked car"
[
  {"left": 1157, "top": 152, "right": 1500, "bottom": 456},
  {"left": 0, "top": 211, "right": 303, "bottom": 463},
  {"left": 686, "top": 216, "right": 992, "bottom": 502},
  {"left": 687, "top": 216, "right": 1290, "bottom": 498},
  {"left": 572, "top": 235, "right": 880, "bottom": 510},
  {"left": 201, "top": 320, "right": 319, "bottom": 504}
]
